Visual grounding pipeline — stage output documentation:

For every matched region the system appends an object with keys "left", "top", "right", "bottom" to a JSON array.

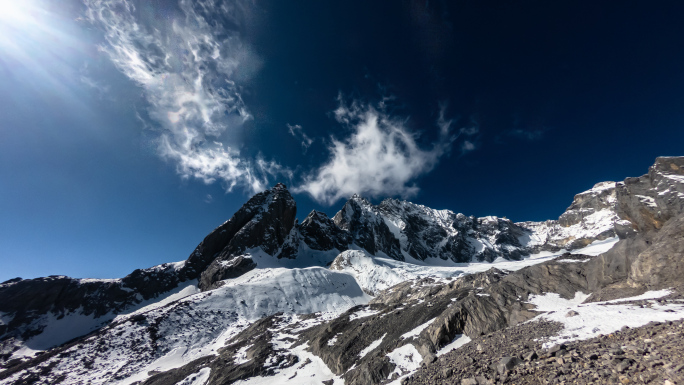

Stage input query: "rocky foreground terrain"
[
  {"left": 1, "top": 156, "right": 683, "bottom": 385},
  {"left": 408, "top": 296, "right": 684, "bottom": 385}
]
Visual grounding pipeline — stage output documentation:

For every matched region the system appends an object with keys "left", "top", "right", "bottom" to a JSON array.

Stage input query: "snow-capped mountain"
[{"left": 2, "top": 156, "right": 684, "bottom": 385}]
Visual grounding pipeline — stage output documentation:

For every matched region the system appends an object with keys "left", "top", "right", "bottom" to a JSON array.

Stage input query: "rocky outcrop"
[
  {"left": 299, "top": 210, "right": 352, "bottom": 252},
  {"left": 406, "top": 317, "right": 684, "bottom": 385},
  {"left": 275, "top": 210, "right": 352, "bottom": 260},
  {"left": 0, "top": 260, "right": 192, "bottom": 345},
  {"left": 519, "top": 182, "right": 619, "bottom": 252},
  {"left": 519, "top": 156, "right": 684, "bottom": 255},
  {"left": 616, "top": 156, "right": 684, "bottom": 233},
  {"left": 198, "top": 183, "right": 297, "bottom": 290},
  {"left": 558, "top": 181, "right": 617, "bottom": 227},
  {"left": 378, "top": 199, "right": 528, "bottom": 262},
  {"left": 629, "top": 214, "right": 684, "bottom": 289},
  {"left": 333, "top": 195, "right": 404, "bottom": 260},
  {"left": 578, "top": 157, "right": 684, "bottom": 300}
]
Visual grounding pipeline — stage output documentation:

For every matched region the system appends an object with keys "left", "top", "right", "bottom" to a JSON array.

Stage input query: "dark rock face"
[
  {"left": 139, "top": 356, "right": 213, "bottom": 385},
  {"left": 275, "top": 210, "right": 352, "bottom": 260},
  {"left": 299, "top": 210, "right": 352, "bottom": 252},
  {"left": 333, "top": 196, "right": 529, "bottom": 263},
  {"left": 198, "top": 183, "right": 297, "bottom": 290},
  {"left": 0, "top": 276, "right": 132, "bottom": 342},
  {"left": 629, "top": 214, "right": 684, "bottom": 289},
  {"left": 616, "top": 156, "right": 684, "bottom": 233},
  {"left": 333, "top": 195, "right": 403, "bottom": 260}
]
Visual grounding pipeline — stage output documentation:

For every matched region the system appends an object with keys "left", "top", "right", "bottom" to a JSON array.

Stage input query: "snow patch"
[
  {"left": 233, "top": 342, "right": 342, "bottom": 385},
  {"left": 176, "top": 367, "right": 211, "bottom": 385},
  {"left": 527, "top": 292, "right": 591, "bottom": 312},
  {"left": 114, "top": 280, "right": 200, "bottom": 322},
  {"left": 401, "top": 318, "right": 434, "bottom": 339},
  {"left": 359, "top": 333, "right": 386, "bottom": 358},
  {"left": 348, "top": 307, "right": 381, "bottom": 321},
  {"left": 328, "top": 333, "right": 340, "bottom": 346},
  {"left": 234, "top": 345, "right": 252, "bottom": 365},
  {"left": 437, "top": 334, "right": 471, "bottom": 356},
  {"left": 386, "top": 343, "right": 423, "bottom": 379},
  {"left": 531, "top": 290, "right": 684, "bottom": 348}
]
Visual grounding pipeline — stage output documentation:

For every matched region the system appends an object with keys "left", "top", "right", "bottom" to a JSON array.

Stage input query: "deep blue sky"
[{"left": 2, "top": 0, "right": 684, "bottom": 281}]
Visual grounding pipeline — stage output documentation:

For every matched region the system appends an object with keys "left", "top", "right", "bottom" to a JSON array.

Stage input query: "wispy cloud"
[
  {"left": 84, "top": 0, "right": 286, "bottom": 193},
  {"left": 461, "top": 140, "right": 475, "bottom": 152},
  {"left": 507, "top": 128, "right": 545, "bottom": 141},
  {"left": 287, "top": 123, "right": 314, "bottom": 151},
  {"left": 295, "top": 96, "right": 457, "bottom": 205},
  {"left": 456, "top": 115, "right": 479, "bottom": 153}
]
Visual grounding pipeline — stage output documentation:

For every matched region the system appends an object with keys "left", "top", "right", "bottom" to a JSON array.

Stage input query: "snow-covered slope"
[
  {"left": 0, "top": 265, "right": 370, "bottom": 385},
  {"left": 329, "top": 238, "right": 619, "bottom": 296}
]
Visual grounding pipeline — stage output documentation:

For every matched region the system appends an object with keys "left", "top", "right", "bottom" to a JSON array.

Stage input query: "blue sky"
[{"left": 2, "top": 0, "right": 684, "bottom": 281}]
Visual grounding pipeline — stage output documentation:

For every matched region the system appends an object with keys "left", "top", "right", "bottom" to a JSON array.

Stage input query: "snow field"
[
  {"left": 528, "top": 289, "right": 684, "bottom": 348},
  {"left": 331, "top": 237, "right": 619, "bottom": 298}
]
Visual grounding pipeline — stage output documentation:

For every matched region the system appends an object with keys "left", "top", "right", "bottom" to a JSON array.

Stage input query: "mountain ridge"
[{"left": 1, "top": 156, "right": 684, "bottom": 385}]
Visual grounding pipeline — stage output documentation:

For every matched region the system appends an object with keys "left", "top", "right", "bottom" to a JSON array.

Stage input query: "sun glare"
[{"left": 0, "top": 0, "right": 30, "bottom": 22}]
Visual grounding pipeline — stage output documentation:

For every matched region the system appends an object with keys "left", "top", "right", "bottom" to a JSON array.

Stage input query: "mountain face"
[
  {"left": 196, "top": 183, "right": 297, "bottom": 290},
  {"left": 518, "top": 181, "right": 620, "bottom": 252},
  {"left": 1, "top": 157, "right": 684, "bottom": 385}
]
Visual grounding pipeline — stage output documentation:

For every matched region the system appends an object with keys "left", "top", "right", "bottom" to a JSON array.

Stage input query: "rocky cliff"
[{"left": 518, "top": 181, "right": 620, "bottom": 252}]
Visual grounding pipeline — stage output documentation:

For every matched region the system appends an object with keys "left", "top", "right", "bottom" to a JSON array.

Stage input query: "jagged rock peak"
[
  {"left": 330, "top": 193, "right": 529, "bottom": 263},
  {"left": 302, "top": 209, "right": 329, "bottom": 223},
  {"left": 348, "top": 193, "right": 373, "bottom": 206},
  {"left": 297, "top": 209, "right": 352, "bottom": 252},
  {"left": 194, "top": 184, "right": 297, "bottom": 290}
]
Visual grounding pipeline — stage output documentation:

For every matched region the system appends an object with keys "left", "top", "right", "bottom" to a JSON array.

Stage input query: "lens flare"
[{"left": 0, "top": 0, "right": 33, "bottom": 23}]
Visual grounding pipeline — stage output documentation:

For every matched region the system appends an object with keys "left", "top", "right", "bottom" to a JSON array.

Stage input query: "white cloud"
[
  {"left": 84, "top": 0, "right": 286, "bottom": 193},
  {"left": 461, "top": 140, "right": 475, "bottom": 152},
  {"left": 287, "top": 123, "right": 314, "bottom": 151},
  {"left": 295, "top": 97, "right": 455, "bottom": 205}
]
